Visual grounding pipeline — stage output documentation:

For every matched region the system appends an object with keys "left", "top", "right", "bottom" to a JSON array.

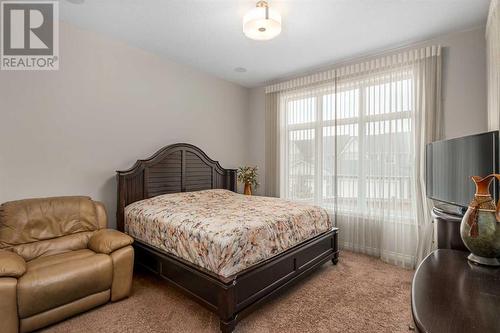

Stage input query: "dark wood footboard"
[{"left": 134, "top": 228, "right": 339, "bottom": 333}]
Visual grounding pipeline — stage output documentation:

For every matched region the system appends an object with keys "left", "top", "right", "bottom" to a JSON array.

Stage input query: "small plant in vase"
[{"left": 237, "top": 166, "right": 259, "bottom": 195}]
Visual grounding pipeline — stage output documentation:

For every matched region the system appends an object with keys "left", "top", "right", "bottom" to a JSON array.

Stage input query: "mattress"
[{"left": 124, "top": 189, "right": 332, "bottom": 278}]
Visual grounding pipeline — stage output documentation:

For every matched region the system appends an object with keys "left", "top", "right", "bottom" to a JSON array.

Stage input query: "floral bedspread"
[{"left": 125, "top": 189, "right": 332, "bottom": 278}]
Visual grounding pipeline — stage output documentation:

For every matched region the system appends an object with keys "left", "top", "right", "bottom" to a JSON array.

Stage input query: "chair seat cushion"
[{"left": 17, "top": 249, "right": 112, "bottom": 318}]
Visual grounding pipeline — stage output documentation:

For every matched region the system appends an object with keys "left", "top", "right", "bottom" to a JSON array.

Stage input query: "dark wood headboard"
[{"left": 116, "top": 143, "right": 237, "bottom": 231}]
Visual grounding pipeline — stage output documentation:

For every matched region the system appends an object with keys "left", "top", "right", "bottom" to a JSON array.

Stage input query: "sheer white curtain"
[
  {"left": 278, "top": 81, "right": 336, "bottom": 208},
  {"left": 413, "top": 47, "right": 442, "bottom": 265},
  {"left": 265, "top": 46, "right": 442, "bottom": 268},
  {"left": 266, "top": 70, "right": 336, "bottom": 198},
  {"left": 335, "top": 60, "right": 417, "bottom": 268}
]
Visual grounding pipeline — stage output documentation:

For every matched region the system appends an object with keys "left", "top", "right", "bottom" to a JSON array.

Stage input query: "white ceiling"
[{"left": 60, "top": 0, "right": 490, "bottom": 87}]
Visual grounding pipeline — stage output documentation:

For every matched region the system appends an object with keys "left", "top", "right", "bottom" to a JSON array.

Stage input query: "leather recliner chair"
[{"left": 0, "top": 196, "right": 134, "bottom": 333}]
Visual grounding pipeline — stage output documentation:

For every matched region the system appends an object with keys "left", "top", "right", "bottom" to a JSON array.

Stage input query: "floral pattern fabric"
[{"left": 125, "top": 189, "right": 332, "bottom": 278}]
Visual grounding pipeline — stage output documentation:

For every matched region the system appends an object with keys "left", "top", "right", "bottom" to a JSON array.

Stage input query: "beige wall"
[
  {"left": 248, "top": 27, "right": 488, "bottom": 194},
  {"left": 486, "top": 0, "right": 500, "bottom": 131},
  {"left": 247, "top": 87, "right": 266, "bottom": 195},
  {"left": 0, "top": 22, "right": 249, "bottom": 228},
  {"left": 440, "top": 27, "right": 488, "bottom": 138}
]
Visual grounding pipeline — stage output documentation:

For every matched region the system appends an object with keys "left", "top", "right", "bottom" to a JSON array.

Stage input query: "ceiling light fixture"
[{"left": 243, "top": 1, "right": 281, "bottom": 41}]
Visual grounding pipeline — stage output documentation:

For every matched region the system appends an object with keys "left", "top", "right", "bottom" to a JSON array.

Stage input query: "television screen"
[{"left": 426, "top": 131, "right": 499, "bottom": 208}]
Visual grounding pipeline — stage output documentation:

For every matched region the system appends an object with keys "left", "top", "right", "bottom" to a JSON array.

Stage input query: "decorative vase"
[
  {"left": 244, "top": 183, "right": 252, "bottom": 195},
  {"left": 461, "top": 174, "right": 500, "bottom": 266}
]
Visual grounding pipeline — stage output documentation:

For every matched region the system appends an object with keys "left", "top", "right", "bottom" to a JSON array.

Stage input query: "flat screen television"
[{"left": 426, "top": 131, "right": 499, "bottom": 210}]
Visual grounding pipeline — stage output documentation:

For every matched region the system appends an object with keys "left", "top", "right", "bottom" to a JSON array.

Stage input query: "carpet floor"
[{"left": 40, "top": 251, "right": 414, "bottom": 333}]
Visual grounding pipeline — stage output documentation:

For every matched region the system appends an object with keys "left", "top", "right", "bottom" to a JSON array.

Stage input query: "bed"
[{"left": 116, "top": 143, "right": 339, "bottom": 333}]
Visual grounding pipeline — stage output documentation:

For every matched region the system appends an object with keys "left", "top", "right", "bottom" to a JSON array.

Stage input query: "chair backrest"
[{"left": 0, "top": 196, "right": 107, "bottom": 261}]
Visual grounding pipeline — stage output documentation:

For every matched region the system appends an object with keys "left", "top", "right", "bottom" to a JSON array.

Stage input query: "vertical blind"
[{"left": 267, "top": 46, "right": 442, "bottom": 268}]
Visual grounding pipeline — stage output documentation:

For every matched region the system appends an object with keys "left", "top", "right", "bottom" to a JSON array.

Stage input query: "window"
[{"left": 281, "top": 70, "right": 414, "bottom": 220}]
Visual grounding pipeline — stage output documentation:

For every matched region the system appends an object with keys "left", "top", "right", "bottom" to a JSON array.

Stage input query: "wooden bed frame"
[{"left": 116, "top": 143, "right": 339, "bottom": 333}]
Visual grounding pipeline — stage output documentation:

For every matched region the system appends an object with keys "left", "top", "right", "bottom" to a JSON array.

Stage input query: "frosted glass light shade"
[{"left": 243, "top": 3, "right": 281, "bottom": 41}]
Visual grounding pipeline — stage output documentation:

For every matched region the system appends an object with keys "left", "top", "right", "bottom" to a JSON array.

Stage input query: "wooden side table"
[{"left": 412, "top": 249, "right": 500, "bottom": 333}]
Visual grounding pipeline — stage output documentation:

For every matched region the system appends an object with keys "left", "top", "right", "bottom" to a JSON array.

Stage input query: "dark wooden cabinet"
[{"left": 412, "top": 250, "right": 500, "bottom": 333}]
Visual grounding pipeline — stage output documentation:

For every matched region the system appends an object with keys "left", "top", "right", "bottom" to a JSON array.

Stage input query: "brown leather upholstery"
[
  {"left": 0, "top": 250, "right": 26, "bottom": 277},
  {"left": 10, "top": 231, "right": 94, "bottom": 262},
  {"left": 0, "top": 196, "right": 134, "bottom": 333},
  {"left": 0, "top": 278, "right": 19, "bottom": 333},
  {"left": 89, "top": 229, "right": 133, "bottom": 254},
  {"left": 0, "top": 196, "right": 99, "bottom": 249},
  {"left": 19, "top": 290, "right": 111, "bottom": 333},
  {"left": 95, "top": 201, "right": 108, "bottom": 230},
  {"left": 110, "top": 246, "right": 134, "bottom": 301},
  {"left": 26, "top": 248, "right": 95, "bottom": 271},
  {"left": 18, "top": 250, "right": 112, "bottom": 318}
]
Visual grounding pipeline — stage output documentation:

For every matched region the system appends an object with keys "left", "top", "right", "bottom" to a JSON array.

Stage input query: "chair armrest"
[
  {"left": 0, "top": 250, "right": 26, "bottom": 278},
  {"left": 88, "top": 229, "right": 133, "bottom": 254}
]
